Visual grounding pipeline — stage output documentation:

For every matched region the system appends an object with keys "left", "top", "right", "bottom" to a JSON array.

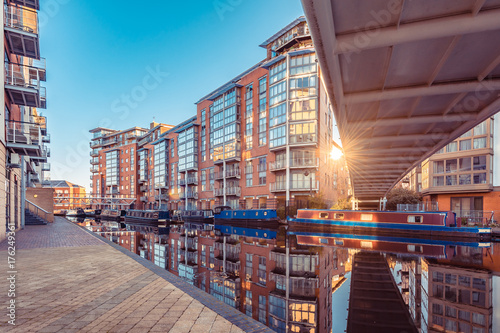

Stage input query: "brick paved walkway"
[{"left": 0, "top": 217, "right": 273, "bottom": 333}]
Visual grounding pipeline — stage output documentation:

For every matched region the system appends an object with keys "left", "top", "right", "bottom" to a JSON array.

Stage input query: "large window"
[
  {"left": 290, "top": 53, "right": 317, "bottom": 76},
  {"left": 245, "top": 84, "right": 253, "bottom": 150},
  {"left": 289, "top": 75, "right": 317, "bottom": 99},
  {"left": 290, "top": 99, "right": 317, "bottom": 121},
  {"left": 289, "top": 122, "right": 317, "bottom": 144},
  {"left": 269, "top": 61, "right": 286, "bottom": 84},
  {"left": 258, "top": 157, "right": 266, "bottom": 185},
  {"left": 451, "top": 196, "right": 483, "bottom": 216},
  {"left": 270, "top": 125, "right": 286, "bottom": 148},
  {"left": 259, "top": 76, "right": 267, "bottom": 146},
  {"left": 270, "top": 103, "right": 286, "bottom": 127},
  {"left": 432, "top": 155, "right": 489, "bottom": 187},
  {"left": 105, "top": 151, "right": 119, "bottom": 186}
]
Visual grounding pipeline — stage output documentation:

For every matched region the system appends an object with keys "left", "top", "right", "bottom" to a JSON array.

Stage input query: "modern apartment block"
[
  {"left": 90, "top": 17, "right": 349, "bottom": 211},
  {"left": 406, "top": 117, "right": 500, "bottom": 216},
  {"left": 89, "top": 122, "right": 174, "bottom": 207},
  {"left": 1, "top": 0, "right": 49, "bottom": 241}
]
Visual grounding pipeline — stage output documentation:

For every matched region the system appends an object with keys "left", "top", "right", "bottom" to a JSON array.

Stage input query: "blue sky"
[{"left": 40, "top": 0, "right": 305, "bottom": 191}]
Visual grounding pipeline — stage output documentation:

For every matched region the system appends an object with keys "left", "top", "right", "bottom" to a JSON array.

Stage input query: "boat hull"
[{"left": 288, "top": 217, "right": 491, "bottom": 240}]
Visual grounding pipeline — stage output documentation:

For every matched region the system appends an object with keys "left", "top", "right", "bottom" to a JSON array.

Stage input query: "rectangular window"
[
  {"left": 245, "top": 253, "right": 253, "bottom": 281},
  {"left": 460, "top": 139, "right": 471, "bottom": 151},
  {"left": 245, "top": 291, "right": 252, "bottom": 317},
  {"left": 258, "top": 256, "right": 266, "bottom": 286},
  {"left": 258, "top": 295, "right": 266, "bottom": 324},
  {"left": 446, "top": 141, "right": 457, "bottom": 153},
  {"left": 258, "top": 157, "right": 266, "bottom": 185},
  {"left": 246, "top": 161, "right": 253, "bottom": 187},
  {"left": 473, "top": 137, "right": 487, "bottom": 149},
  {"left": 474, "top": 121, "right": 487, "bottom": 136}
]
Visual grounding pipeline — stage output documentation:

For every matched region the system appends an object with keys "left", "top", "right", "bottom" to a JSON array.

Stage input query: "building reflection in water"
[{"left": 72, "top": 217, "right": 499, "bottom": 333}]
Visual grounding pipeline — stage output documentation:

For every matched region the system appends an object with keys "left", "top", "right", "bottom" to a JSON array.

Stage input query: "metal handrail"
[
  {"left": 25, "top": 199, "right": 48, "bottom": 222},
  {"left": 5, "top": 62, "right": 42, "bottom": 89},
  {"left": 5, "top": 119, "right": 41, "bottom": 145},
  {"left": 4, "top": 4, "right": 38, "bottom": 34}
]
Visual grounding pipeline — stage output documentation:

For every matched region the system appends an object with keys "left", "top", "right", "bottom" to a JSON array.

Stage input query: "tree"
[
  {"left": 308, "top": 193, "right": 328, "bottom": 209},
  {"left": 385, "top": 187, "right": 421, "bottom": 211},
  {"left": 331, "top": 198, "right": 351, "bottom": 210}
]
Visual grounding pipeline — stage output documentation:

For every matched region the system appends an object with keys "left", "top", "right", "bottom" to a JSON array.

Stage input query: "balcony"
[
  {"left": 225, "top": 168, "right": 241, "bottom": 179},
  {"left": 41, "top": 162, "right": 50, "bottom": 171},
  {"left": 180, "top": 190, "right": 198, "bottom": 200},
  {"left": 290, "top": 158, "right": 319, "bottom": 169},
  {"left": 4, "top": 4, "right": 40, "bottom": 59},
  {"left": 269, "top": 161, "right": 286, "bottom": 171},
  {"left": 90, "top": 149, "right": 99, "bottom": 157},
  {"left": 270, "top": 180, "right": 319, "bottom": 192},
  {"left": 42, "top": 133, "right": 50, "bottom": 143},
  {"left": 215, "top": 171, "right": 224, "bottom": 180},
  {"left": 5, "top": 120, "right": 42, "bottom": 157},
  {"left": 289, "top": 133, "right": 317, "bottom": 146},
  {"left": 5, "top": 63, "right": 45, "bottom": 108},
  {"left": 140, "top": 196, "right": 147, "bottom": 202},
  {"left": 140, "top": 185, "right": 148, "bottom": 192},
  {"left": 179, "top": 179, "right": 186, "bottom": 186},
  {"left": 90, "top": 167, "right": 99, "bottom": 173},
  {"left": 9, "top": 0, "right": 39, "bottom": 10},
  {"left": 227, "top": 186, "right": 241, "bottom": 196},
  {"left": 155, "top": 194, "right": 169, "bottom": 201},
  {"left": 186, "top": 176, "right": 198, "bottom": 185},
  {"left": 222, "top": 187, "right": 241, "bottom": 196}
]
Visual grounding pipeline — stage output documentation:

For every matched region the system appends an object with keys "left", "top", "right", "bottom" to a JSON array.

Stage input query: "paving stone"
[{"left": 0, "top": 217, "right": 273, "bottom": 333}]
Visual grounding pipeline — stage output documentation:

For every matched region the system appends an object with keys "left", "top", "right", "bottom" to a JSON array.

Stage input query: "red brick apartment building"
[
  {"left": 43, "top": 180, "right": 86, "bottom": 210},
  {"left": 405, "top": 117, "right": 500, "bottom": 218},
  {"left": 90, "top": 17, "right": 350, "bottom": 211},
  {"left": 1, "top": 0, "right": 50, "bottom": 241}
]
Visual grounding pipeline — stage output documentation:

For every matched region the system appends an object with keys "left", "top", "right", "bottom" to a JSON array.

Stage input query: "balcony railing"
[
  {"left": 4, "top": 5, "right": 40, "bottom": 59},
  {"left": 214, "top": 188, "right": 224, "bottom": 196},
  {"left": 270, "top": 180, "right": 319, "bottom": 192},
  {"left": 9, "top": 0, "right": 40, "bottom": 10},
  {"left": 32, "top": 115, "right": 46, "bottom": 133},
  {"left": 42, "top": 133, "right": 50, "bottom": 143},
  {"left": 41, "top": 162, "right": 50, "bottom": 171},
  {"left": 140, "top": 185, "right": 148, "bottom": 192},
  {"left": 225, "top": 168, "right": 241, "bottom": 178},
  {"left": 155, "top": 194, "right": 169, "bottom": 201},
  {"left": 140, "top": 196, "right": 148, "bottom": 202},
  {"left": 186, "top": 176, "right": 198, "bottom": 185},
  {"left": 90, "top": 167, "right": 99, "bottom": 173},
  {"left": 180, "top": 191, "right": 198, "bottom": 199},
  {"left": 456, "top": 210, "right": 500, "bottom": 227},
  {"left": 179, "top": 179, "right": 186, "bottom": 186},
  {"left": 4, "top": 4, "right": 38, "bottom": 34},
  {"left": 290, "top": 158, "right": 319, "bottom": 168},
  {"left": 269, "top": 161, "right": 286, "bottom": 171},
  {"left": 6, "top": 120, "right": 41, "bottom": 146},
  {"left": 5, "top": 63, "right": 45, "bottom": 107},
  {"left": 226, "top": 187, "right": 241, "bottom": 196},
  {"left": 289, "top": 134, "right": 317, "bottom": 145}
]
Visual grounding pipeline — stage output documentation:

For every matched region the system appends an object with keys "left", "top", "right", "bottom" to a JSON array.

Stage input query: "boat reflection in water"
[{"left": 68, "top": 217, "right": 499, "bottom": 333}]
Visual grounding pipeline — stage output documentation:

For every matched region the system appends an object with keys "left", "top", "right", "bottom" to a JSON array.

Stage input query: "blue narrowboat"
[
  {"left": 214, "top": 208, "right": 281, "bottom": 229},
  {"left": 124, "top": 210, "right": 170, "bottom": 224},
  {"left": 288, "top": 209, "right": 492, "bottom": 240}
]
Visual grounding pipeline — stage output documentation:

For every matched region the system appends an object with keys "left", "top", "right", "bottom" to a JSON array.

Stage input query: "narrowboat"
[
  {"left": 180, "top": 209, "right": 214, "bottom": 224},
  {"left": 99, "top": 209, "right": 127, "bottom": 221},
  {"left": 214, "top": 224, "right": 278, "bottom": 240},
  {"left": 124, "top": 210, "right": 170, "bottom": 224},
  {"left": 214, "top": 208, "right": 281, "bottom": 229},
  {"left": 288, "top": 209, "right": 492, "bottom": 240},
  {"left": 65, "top": 208, "right": 86, "bottom": 217},
  {"left": 288, "top": 230, "right": 491, "bottom": 259}
]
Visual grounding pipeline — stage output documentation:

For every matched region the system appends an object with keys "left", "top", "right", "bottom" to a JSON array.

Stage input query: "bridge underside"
[{"left": 302, "top": 0, "right": 500, "bottom": 204}]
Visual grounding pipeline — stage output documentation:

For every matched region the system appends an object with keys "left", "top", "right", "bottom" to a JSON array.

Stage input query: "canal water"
[{"left": 68, "top": 217, "right": 499, "bottom": 333}]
